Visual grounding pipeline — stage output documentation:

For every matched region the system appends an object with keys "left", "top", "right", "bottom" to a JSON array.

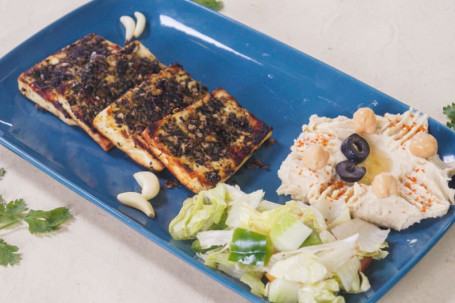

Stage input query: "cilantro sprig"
[
  {"left": 0, "top": 168, "right": 72, "bottom": 266},
  {"left": 24, "top": 208, "right": 71, "bottom": 234},
  {"left": 0, "top": 239, "right": 20, "bottom": 266},
  {"left": 0, "top": 198, "right": 26, "bottom": 230},
  {"left": 193, "top": 0, "right": 224, "bottom": 11},
  {"left": 443, "top": 103, "right": 455, "bottom": 131}
]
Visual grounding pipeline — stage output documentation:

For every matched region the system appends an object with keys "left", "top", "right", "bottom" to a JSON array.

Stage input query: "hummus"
[{"left": 277, "top": 109, "right": 455, "bottom": 230}]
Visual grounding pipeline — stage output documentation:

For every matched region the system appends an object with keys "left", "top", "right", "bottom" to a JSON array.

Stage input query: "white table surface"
[{"left": 1, "top": 0, "right": 455, "bottom": 302}]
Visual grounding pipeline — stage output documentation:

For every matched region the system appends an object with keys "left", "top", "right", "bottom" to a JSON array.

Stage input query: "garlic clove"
[
  {"left": 120, "top": 16, "right": 136, "bottom": 42},
  {"left": 133, "top": 11, "right": 146, "bottom": 38},
  {"left": 117, "top": 192, "right": 155, "bottom": 218},
  {"left": 133, "top": 171, "right": 160, "bottom": 200}
]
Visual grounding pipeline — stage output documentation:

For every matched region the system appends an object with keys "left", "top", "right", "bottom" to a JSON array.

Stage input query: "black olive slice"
[
  {"left": 449, "top": 175, "right": 455, "bottom": 189},
  {"left": 341, "top": 134, "right": 370, "bottom": 163},
  {"left": 336, "top": 160, "right": 366, "bottom": 183},
  {"left": 450, "top": 175, "right": 455, "bottom": 201}
]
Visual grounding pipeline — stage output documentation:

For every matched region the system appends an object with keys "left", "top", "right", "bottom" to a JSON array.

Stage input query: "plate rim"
[{"left": 0, "top": 0, "right": 454, "bottom": 302}]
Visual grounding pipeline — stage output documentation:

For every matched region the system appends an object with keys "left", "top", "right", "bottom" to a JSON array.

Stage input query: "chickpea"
[
  {"left": 409, "top": 133, "right": 438, "bottom": 159},
  {"left": 353, "top": 107, "right": 377, "bottom": 135},
  {"left": 372, "top": 172, "right": 399, "bottom": 198},
  {"left": 302, "top": 144, "right": 329, "bottom": 170}
]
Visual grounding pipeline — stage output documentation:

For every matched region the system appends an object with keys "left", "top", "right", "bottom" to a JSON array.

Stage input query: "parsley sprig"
[
  {"left": 443, "top": 103, "right": 455, "bottom": 131},
  {"left": 0, "top": 168, "right": 72, "bottom": 266}
]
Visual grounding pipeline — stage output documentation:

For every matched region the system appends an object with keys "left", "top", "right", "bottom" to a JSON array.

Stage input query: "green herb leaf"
[
  {"left": 0, "top": 171, "right": 73, "bottom": 266},
  {"left": 448, "top": 121, "right": 455, "bottom": 131},
  {"left": 443, "top": 103, "right": 455, "bottom": 131},
  {"left": 5, "top": 199, "right": 26, "bottom": 216},
  {"left": 0, "top": 199, "right": 26, "bottom": 228},
  {"left": 24, "top": 207, "right": 72, "bottom": 234},
  {"left": 0, "top": 214, "right": 20, "bottom": 226},
  {"left": 193, "top": 0, "right": 223, "bottom": 11},
  {"left": 0, "top": 238, "right": 20, "bottom": 266},
  {"left": 0, "top": 168, "right": 5, "bottom": 177},
  {"left": 443, "top": 103, "right": 455, "bottom": 120}
]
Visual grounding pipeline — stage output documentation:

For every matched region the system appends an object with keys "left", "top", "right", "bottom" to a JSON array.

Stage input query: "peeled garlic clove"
[
  {"left": 120, "top": 16, "right": 136, "bottom": 42},
  {"left": 133, "top": 11, "right": 146, "bottom": 38},
  {"left": 117, "top": 192, "right": 155, "bottom": 218},
  {"left": 133, "top": 171, "right": 160, "bottom": 200}
]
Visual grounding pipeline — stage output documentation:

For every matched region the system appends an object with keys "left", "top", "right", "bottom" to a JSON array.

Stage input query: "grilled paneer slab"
[
  {"left": 55, "top": 40, "right": 166, "bottom": 151},
  {"left": 18, "top": 34, "right": 165, "bottom": 151},
  {"left": 18, "top": 34, "right": 121, "bottom": 126},
  {"left": 142, "top": 88, "right": 273, "bottom": 193},
  {"left": 93, "top": 64, "right": 209, "bottom": 171}
]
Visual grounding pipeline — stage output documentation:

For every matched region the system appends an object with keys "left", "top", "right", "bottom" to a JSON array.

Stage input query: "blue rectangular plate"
[{"left": 0, "top": 0, "right": 454, "bottom": 302}]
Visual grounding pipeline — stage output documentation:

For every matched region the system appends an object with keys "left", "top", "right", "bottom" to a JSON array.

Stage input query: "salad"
[{"left": 169, "top": 183, "right": 389, "bottom": 302}]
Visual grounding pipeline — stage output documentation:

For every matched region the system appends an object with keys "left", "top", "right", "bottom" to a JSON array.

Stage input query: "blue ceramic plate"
[{"left": 0, "top": 0, "right": 454, "bottom": 302}]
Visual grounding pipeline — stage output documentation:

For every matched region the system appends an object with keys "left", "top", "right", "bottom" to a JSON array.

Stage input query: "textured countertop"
[{"left": 1, "top": 0, "right": 455, "bottom": 302}]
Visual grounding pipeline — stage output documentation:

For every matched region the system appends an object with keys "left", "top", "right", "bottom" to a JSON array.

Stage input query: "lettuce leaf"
[
  {"left": 312, "top": 199, "right": 351, "bottom": 229},
  {"left": 335, "top": 257, "right": 370, "bottom": 293},
  {"left": 298, "top": 279, "right": 345, "bottom": 303},
  {"left": 331, "top": 218, "right": 389, "bottom": 253},
  {"left": 196, "top": 230, "right": 233, "bottom": 249},
  {"left": 240, "top": 271, "right": 266, "bottom": 296},
  {"left": 270, "top": 212, "right": 313, "bottom": 252},
  {"left": 267, "top": 278, "right": 301, "bottom": 303},
  {"left": 269, "top": 251, "right": 327, "bottom": 284},
  {"left": 205, "top": 252, "right": 263, "bottom": 279},
  {"left": 169, "top": 183, "right": 228, "bottom": 240}
]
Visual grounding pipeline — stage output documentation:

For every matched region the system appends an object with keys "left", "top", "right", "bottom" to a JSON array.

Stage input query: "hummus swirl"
[{"left": 277, "top": 109, "right": 455, "bottom": 230}]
